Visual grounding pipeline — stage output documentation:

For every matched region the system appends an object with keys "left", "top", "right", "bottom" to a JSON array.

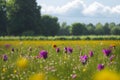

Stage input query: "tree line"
[{"left": 0, "top": 0, "right": 120, "bottom": 36}]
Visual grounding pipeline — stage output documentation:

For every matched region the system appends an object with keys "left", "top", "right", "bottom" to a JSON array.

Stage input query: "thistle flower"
[
  {"left": 72, "top": 74, "right": 77, "bottom": 79},
  {"left": 64, "top": 47, "right": 73, "bottom": 53},
  {"left": 97, "top": 64, "right": 104, "bottom": 70},
  {"left": 110, "top": 55, "right": 115, "bottom": 61},
  {"left": 67, "top": 47, "right": 73, "bottom": 53},
  {"left": 5, "top": 44, "right": 11, "bottom": 48},
  {"left": 3, "top": 54, "right": 8, "bottom": 61},
  {"left": 11, "top": 48, "right": 14, "bottom": 52},
  {"left": 56, "top": 48, "right": 60, "bottom": 53},
  {"left": 89, "top": 51, "right": 94, "bottom": 57},
  {"left": 80, "top": 55, "right": 88, "bottom": 65},
  {"left": 102, "top": 49, "right": 111, "bottom": 56},
  {"left": 64, "top": 47, "right": 67, "bottom": 53},
  {"left": 39, "top": 50, "right": 48, "bottom": 59}
]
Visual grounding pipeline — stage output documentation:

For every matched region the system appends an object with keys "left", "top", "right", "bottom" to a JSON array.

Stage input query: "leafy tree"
[
  {"left": 6, "top": 0, "right": 41, "bottom": 35},
  {"left": 111, "top": 26, "right": 120, "bottom": 35},
  {"left": 95, "top": 23, "right": 104, "bottom": 35},
  {"left": 58, "top": 22, "right": 70, "bottom": 35},
  {"left": 71, "top": 23, "right": 87, "bottom": 35},
  {"left": 109, "top": 22, "right": 116, "bottom": 29},
  {"left": 86, "top": 23, "right": 95, "bottom": 35},
  {"left": 0, "top": 0, "right": 7, "bottom": 35},
  {"left": 103, "top": 23, "right": 110, "bottom": 35},
  {"left": 41, "top": 15, "right": 60, "bottom": 36}
]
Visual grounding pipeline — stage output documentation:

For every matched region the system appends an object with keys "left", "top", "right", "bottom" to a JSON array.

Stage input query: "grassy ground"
[{"left": 0, "top": 40, "right": 120, "bottom": 80}]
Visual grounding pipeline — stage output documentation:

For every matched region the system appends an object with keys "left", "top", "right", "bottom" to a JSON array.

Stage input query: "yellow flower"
[
  {"left": 94, "top": 70, "right": 120, "bottom": 80},
  {"left": 14, "top": 69, "right": 17, "bottom": 73},
  {"left": 83, "top": 68, "right": 86, "bottom": 72},
  {"left": 2, "top": 68, "right": 6, "bottom": 72},
  {"left": 29, "top": 73, "right": 45, "bottom": 80},
  {"left": 16, "top": 57, "right": 28, "bottom": 69}
]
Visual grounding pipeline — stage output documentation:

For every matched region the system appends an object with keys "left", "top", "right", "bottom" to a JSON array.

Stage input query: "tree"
[
  {"left": 6, "top": 0, "right": 41, "bottom": 35},
  {"left": 103, "top": 23, "right": 110, "bottom": 35},
  {"left": 95, "top": 23, "right": 104, "bottom": 35},
  {"left": 41, "top": 15, "right": 60, "bottom": 36},
  {"left": 58, "top": 22, "right": 70, "bottom": 35},
  {"left": 86, "top": 23, "right": 95, "bottom": 35},
  {"left": 111, "top": 26, "right": 120, "bottom": 35},
  {"left": 71, "top": 23, "right": 87, "bottom": 35},
  {"left": 0, "top": 0, "right": 7, "bottom": 35}
]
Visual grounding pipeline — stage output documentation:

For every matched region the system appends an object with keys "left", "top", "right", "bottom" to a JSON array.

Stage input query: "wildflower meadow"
[{"left": 0, "top": 40, "right": 120, "bottom": 80}]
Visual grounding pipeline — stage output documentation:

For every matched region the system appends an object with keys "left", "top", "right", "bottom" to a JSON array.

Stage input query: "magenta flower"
[
  {"left": 64, "top": 47, "right": 68, "bottom": 53},
  {"left": 56, "top": 48, "right": 60, "bottom": 53},
  {"left": 102, "top": 49, "right": 111, "bottom": 56},
  {"left": 3, "top": 54, "right": 8, "bottom": 61},
  {"left": 80, "top": 55, "right": 88, "bottom": 65},
  {"left": 72, "top": 74, "right": 77, "bottom": 79},
  {"left": 11, "top": 48, "right": 14, "bottom": 52},
  {"left": 5, "top": 44, "right": 11, "bottom": 48},
  {"left": 67, "top": 47, "right": 73, "bottom": 53},
  {"left": 110, "top": 55, "right": 115, "bottom": 61},
  {"left": 97, "top": 64, "right": 104, "bottom": 70},
  {"left": 89, "top": 51, "right": 93, "bottom": 57},
  {"left": 64, "top": 47, "right": 73, "bottom": 53},
  {"left": 39, "top": 50, "right": 48, "bottom": 59}
]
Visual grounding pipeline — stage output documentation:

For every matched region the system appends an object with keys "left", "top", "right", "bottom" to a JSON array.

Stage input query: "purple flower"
[
  {"left": 102, "top": 49, "right": 111, "bottom": 56},
  {"left": 97, "top": 64, "right": 104, "bottom": 70},
  {"left": 64, "top": 47, "right": 73, "bottom": 53},
  {"left": 64, "top": 47, "right": 67, "bottom": 53},
  {"left": 72, "top": 74, "right": 77, "bottom": 79},
  {"left": 39, "top": 50, "right": 48, "bottom": 59},
  {"left": 56, "top": 48, "right": 60, "bottom": 53},
  {"left": 5, "top": 44, "right": 11, "bottom": 48},
  {"left": 89, "top": 51, "right": 93, "bottom": 57},
  {"left": 3, "top": 54, "right": 8, "bottom": 61},
  {"left": 11, "top": 48, "right": 14, "bottom": 52},
  {"left": 110, "top": 55, "right": 115, "bottom": 61},
  {"left": 80, "top": 55, "right": 88, "bottom": 64},
  {"left": 67, "top": 47, "right": 73, "bottom": 53}
]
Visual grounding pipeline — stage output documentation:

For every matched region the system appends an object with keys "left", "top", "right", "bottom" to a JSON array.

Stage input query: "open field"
[{"left": 0, "top": 40, "right": 120, "bottom": 80}]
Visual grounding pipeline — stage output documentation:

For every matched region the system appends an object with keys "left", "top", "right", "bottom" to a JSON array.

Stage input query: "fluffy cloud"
[
  {"left": 82, "top": 1, "right": 120, "bottom": 16},
  {"left": 41, "top": 0, "right": 120, "bottom": 17},
  {"left": 41, "top": 0, "right": 85, "bottom": 14}
]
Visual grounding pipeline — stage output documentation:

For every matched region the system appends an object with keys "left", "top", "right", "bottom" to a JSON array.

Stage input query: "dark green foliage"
[
  {"left": 41, "top": 15, "right": 60, "bottom": 36},
  {"left": 0, "top": 0, "right": 7, "bottom": 35},
  {"left": 71, "top": 23, "right": 87, "bottom": 35},
  {"left": 7, "top": 0, "right": 41, "bottom": 35},
  {"left": 111, "top": 26, "right": 120, "bottom": 35},
  {"left": 86, "top": 23, "right": 95, "bottom": 35},
  {"left": 58, "top": 22, "right": 70, "bottom": 35}
]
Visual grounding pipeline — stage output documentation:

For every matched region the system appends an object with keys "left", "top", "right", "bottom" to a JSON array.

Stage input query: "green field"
[{"left": 0, "top": 40, "right": 120, "bottom": 80}]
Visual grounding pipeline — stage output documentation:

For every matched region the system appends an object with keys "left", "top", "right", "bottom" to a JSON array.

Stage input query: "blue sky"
[{"left": 36, "top": 0, "right": 120, "bottom": 25}]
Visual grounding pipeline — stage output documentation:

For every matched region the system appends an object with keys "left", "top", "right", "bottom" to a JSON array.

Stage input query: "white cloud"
[
  {"left": 41, "top": 0, "right": 120, "bottom": 17},
  {"left": 82, "top": 1, "right": 120, "bottom": 16},
  {"left": 111, "top": 5, "right": 120, "bottom": 14},
  {"left": 41, "top": 0, "right": 85, "bottom": 14}
]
